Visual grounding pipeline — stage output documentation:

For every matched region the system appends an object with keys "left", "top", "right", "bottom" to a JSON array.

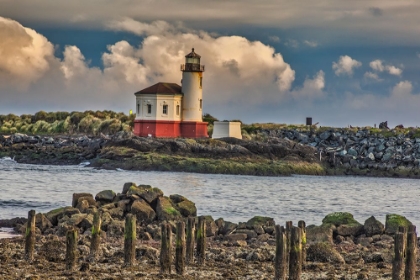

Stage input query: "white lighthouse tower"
[{"left": 180, "top": 48, "right": 208, "bottom": 137}]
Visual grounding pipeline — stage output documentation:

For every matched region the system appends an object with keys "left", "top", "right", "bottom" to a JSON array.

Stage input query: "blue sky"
[{"left": 1, "top": 1, "right": 420, "bottom": 127}]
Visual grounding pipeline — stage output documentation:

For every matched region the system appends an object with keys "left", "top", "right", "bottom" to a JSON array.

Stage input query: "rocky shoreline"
[
  {"left": 2, "top": 126, "right": 420, "bottom": 178},
  {"left": 0, "top": 182, "right": 418, "bottom": 279}
]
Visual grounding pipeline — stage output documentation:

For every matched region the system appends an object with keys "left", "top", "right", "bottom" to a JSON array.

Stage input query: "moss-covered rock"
[
  {"left": 322, "top": 212, "right": 361, "bottom": 227},
  {"left": 169, "top": 194, "right": 197, "bottom": 217},
  {"left": 307, "top": 242, "right": 345, "bottom": 264},
  {"left": 155, "top": 196, "right": 181, "bottom": 221},
  {"left": 95, "top": 190, "right": 116, "bottom": 203},
  {"left": 122, "top": 182, "right": 137, "bottom": 194},
  {"left": 246, "top": 216, "right": 275, "bottom": 229},
  {"left": 385, "top": 214, "right": 412, "bottom": 235},
  {"left": 127, "top": 185, "right": 163, "bottom": 204},
  {"left": 131, "top": 199, "right": 156, "bottom": 224},
  {"left": 45, "top": 206, "right": 80, "bottom": 226}
]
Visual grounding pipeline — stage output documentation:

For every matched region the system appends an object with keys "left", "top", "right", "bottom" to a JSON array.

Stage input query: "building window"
[
  {"left": 137, "top": 103, "right": 140, "bottom": 115},
  {"left": 147, "top": 104, "right": 152, "bottom": 114},
  {"left": 176, "top": 105, "right": 180, "bottom": 116},
  {"left": 199, "top": 99, "right": 202, "bottom": 110},
  {"left": 163, "top": 105, "right": 168, "bottom": 115},
  {"left": 199, "top": 77, "right": 202, "bottom": 88}
]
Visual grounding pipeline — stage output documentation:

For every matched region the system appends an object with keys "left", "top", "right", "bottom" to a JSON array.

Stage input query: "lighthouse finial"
[{"left": 192, "top": 48, "right": 194, "bottom": 52}]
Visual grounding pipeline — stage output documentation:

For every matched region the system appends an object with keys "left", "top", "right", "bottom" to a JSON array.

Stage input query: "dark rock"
[
  {"left": 336, "top": 224, "right": 364, "bottom": 237},
  {"left": 306, "top": 224, "right": 334, "bottom": 244},
  {"left": 246, "top": 216, "right": 275, "bottom": 229},
  {"left": 131, "top": 199, "right": 156, "bottom": 224},
  {"left": 155, "top": 196, "right": 181, "bottom": 221},
  {"left": 35, "top": 213, "right": 53, "bottom": 233},
  {"left": 122, "top": 182, "right": 136, "bottom": 194},
  {"left": 364, "top": 216, "right": 384, "bottom": 237},
  {"left": 127, "top": 185, "right": 163, "bottom": 204},
  {"left": 219, "top": 221, "right": 238, "bottom": 235},
  {"left": 307, "top": 242, "right": 345, "bottom": 264},
  {"left": 224, "top": 233, "right": 247, "bottom": 242},
  {"left": 72, "top": 193, "right": 94, "bottom": 207},
  {"left": 95, "top": 190, "right": 116, "bottom": 203}
]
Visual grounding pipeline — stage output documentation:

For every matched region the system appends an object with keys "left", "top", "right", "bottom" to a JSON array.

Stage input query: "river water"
[{"left": 1, "top": 157, "right": 419, "bottom": 228}]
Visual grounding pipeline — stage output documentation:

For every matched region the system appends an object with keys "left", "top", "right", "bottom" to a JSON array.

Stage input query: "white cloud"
[
  {"left": 386, "top": 65, "right": 402, "bottom": 76},
  {"left": 0, "top": 17, "right": 55, "bottom": 88},
  {"left": 369, "top": 59, "right": 402, "bottom": 76},
  {"left": 304, "top": 40, "right": 318, "bottom": 47},
  {"left": 364, "top": 71, "right": 382, "bottom": 81},
  {"left": 391, "top": 81, "right": 412, "bottom": 97},
  {"left": 332, "top": 55, "right": 362, "bottom": 76},
  {"left": 292, "top": 70, "right": 325, "bottom": 99},
  {"left": 284, "top": 39, "right": 299, "bottom": 48},
  {"left": 0, "top": 16, "right": 299, "bottom": 115},
  {"left": 369, "top": 59, "right": 384, "bottom": 72}
]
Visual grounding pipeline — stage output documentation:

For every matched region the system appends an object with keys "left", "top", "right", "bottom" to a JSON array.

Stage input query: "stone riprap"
[{"left": 261, "top": 127, "right": 420, "bottom": 177}]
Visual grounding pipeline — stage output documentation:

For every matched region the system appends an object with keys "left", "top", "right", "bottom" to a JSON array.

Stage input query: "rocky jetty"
[
  {"left": 3, "top": 127, "right": 420, "bottom": 177},
  {"left": 0, "top": 183, "right": 418, "bottom": 279},
  {"left": 261, "top": 126, "right": 420, "bottom": 177}
]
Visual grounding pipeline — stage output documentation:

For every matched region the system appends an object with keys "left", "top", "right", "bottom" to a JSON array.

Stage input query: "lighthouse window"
[
  {"left": 137, "top": 103, "right": 140, "bottom": 115},
  {"left": 176, "top": 105, "right": 180, "bottom": 115},
  {"left": 199, "top": 99, "right": 202, "bottom": 110},
  {"left": 199, "top": 77, "right": 202, "bottom": 88},
  {"left": 163, "top": 105, "right": 168, "bottom": 115},
  {"left": 147, "top": 104, "right": 152, "bottom": 114}
]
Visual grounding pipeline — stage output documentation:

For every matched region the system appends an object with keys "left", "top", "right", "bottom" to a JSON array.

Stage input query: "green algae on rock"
[
  {"left": 322, "top": 212, "right": 361, "bottom": 227},
  {"left": 385, "top": 214, "right": 412, "bottom": 235}
]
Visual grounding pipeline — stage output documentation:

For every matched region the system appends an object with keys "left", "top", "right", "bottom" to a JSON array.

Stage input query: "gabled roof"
[
  {"left": 185, "top": 48, "right": 201, "bottom": 58},
  {"left": 134, "top": 82, "right": 183, "bottom": 96}
]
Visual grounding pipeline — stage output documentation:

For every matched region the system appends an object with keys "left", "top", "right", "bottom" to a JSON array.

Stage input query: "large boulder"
[
  {"left": 364, "top": 216, "right": 385, "bottom": 237},
  {"left": 306, "top": 224, "right": 334, "bottom": 245},
  {"left": 246, "top": 216, "right": 275, "bottom": 230},
  {"left": 95, "top": 190, "right": 116, "bottom": 203},
  {"left": 72, "top": 193, "right": 94, "bottom": 207},
  {"left": 218, "top": 221, "right": 238, "bottom": 235},
  {"left": 122, "top": 182, "right": 137, "bottom": 194},
  {"left": 169, "top": 194, "right": 197, "bottom": 217},
  {"left": 307, "top": 242, "right": 345, "bottom": 264},
  {"left": 385, "top": 214, "right": 412, "bottom": 235},
  {"left": 131, "top": 199, "right": 156, "bottom": 224},
  {"left": 322, "top": 212, "right": 361, "bottom": 227},
  {"left": 127, "top": 185, "right": 163, "bottom": 204},
  {"left": 155, "top": 196, "right": 181, "bottom": 221},
  {"left": 35, "top": 213, "right": 53, "bottom": 233},
  {"left": 336, "top": 224, "right": 364, "bottom": 237},
  {"left": 45, "top": 207, "right": 80, "bottom": 226}
]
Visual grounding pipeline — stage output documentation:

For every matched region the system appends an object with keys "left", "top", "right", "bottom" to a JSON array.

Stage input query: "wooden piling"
[
  {"left": 90, "top": 210, "right": 102, "bottom": 260},
  {"left": 175, "top": 221, "right": 186, "bottom": 275},
  {"left": 196, "top": 216, "right": 206, "bottom": 265},
  {"left": 66, "top": 229, "right": 78, "bottom": 271},
  {"left": 186, "top": 217, "right": 195, "bottom": 264},
  {"left": 289, "top": 226, "right": 302, "bottom": 280},
  {"left": 285, "top": 221, "right": 293, "bottom": 273},
  {"left": 405, "top": 225, "right": 417, "bottom": 280},
  {"left": 124, "top": 214, "right": 136, "bottom": 266},
  {"left": 25, "top": 210, "right": 36, "bottom": 261},
  {"left": 274, "top": 225, "right": 287, "bottom": 280},
  {"left": 298, "top": 220, "right": 306, "bottom": 268},
  {"left": 392, "top": 232, "right": 405, "bottom": 280},
  {"left": 160, "top": 222, "right": 172, "bottom": 274}
]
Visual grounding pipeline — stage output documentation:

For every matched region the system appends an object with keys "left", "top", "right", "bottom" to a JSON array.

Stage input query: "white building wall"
[
  {"left": 212, "top": 122, "right": 242, "bottom": 139},
  {"left": 181, "top": 71, "right": 203, "bottom": 122},
  {"left": 135, "top": 94, "right": 182, "bottom": 121}
]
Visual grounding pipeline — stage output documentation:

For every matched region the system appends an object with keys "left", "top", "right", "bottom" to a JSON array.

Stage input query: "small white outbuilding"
[{"left": 212, "top": 121, "right": 242, "bottom": 139}]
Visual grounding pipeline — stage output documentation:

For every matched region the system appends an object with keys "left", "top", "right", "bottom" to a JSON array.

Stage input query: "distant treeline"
[{"left": 0, "top": 110, "right": 135, "bottom": 135}]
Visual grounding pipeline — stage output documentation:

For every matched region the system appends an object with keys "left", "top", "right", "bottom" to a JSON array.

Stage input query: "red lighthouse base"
[
  {"left": 180, "top": 121, "right": 209, "bottom": 138},
  {"left": 134, "top": 120, "right": 208, "bottom": 138}
]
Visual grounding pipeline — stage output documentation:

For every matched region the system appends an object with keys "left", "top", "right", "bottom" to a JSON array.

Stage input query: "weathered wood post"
[
  {"left": 186, "top": 217, "right": 195, "bottom": 264},
  {"left": 66, "top": 229, "right": 78, "bottom": 270},
  {"left": 405, "top": 225, "right": 417, "bottom": 280},
  {"left": 274, "top": 225, "right": 287, "bottom": 280},
  {"left": 175, "top": 221, "right": 186, "bottom": 275},
  {"left": 298, "top": 220, "right": 306, "bottom": 268},
  {"left": 289, "top": 226, "right": 302, "bottom": 280},
  {"left": 160, "top": 222, "right": 172, "bottom": 274},
  {"left": 124, "top": 213, "right": 136, "bottom": 266},
  {"left": 196, "top": 216, "right": 206, "bottom": 265},
  {"left": 392, "top": 231, "right": 405, "bottom": 280},
  {"left": 90, "top": 210, "right": 102, "bottom": 260},
  {"left": 285, "top": 220, "right": 293, "bottom": 273},
  {"left": 25, "top": 210, "right": 36, "bottom": 261}
]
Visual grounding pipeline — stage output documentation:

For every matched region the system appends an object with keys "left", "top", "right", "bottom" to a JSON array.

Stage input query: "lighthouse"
[
  {"left": 180, "top": 48, "right": 208, "bottom": 137},
  {"left": 132, "top": 48, "right": 208, "bottom": 138}
]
